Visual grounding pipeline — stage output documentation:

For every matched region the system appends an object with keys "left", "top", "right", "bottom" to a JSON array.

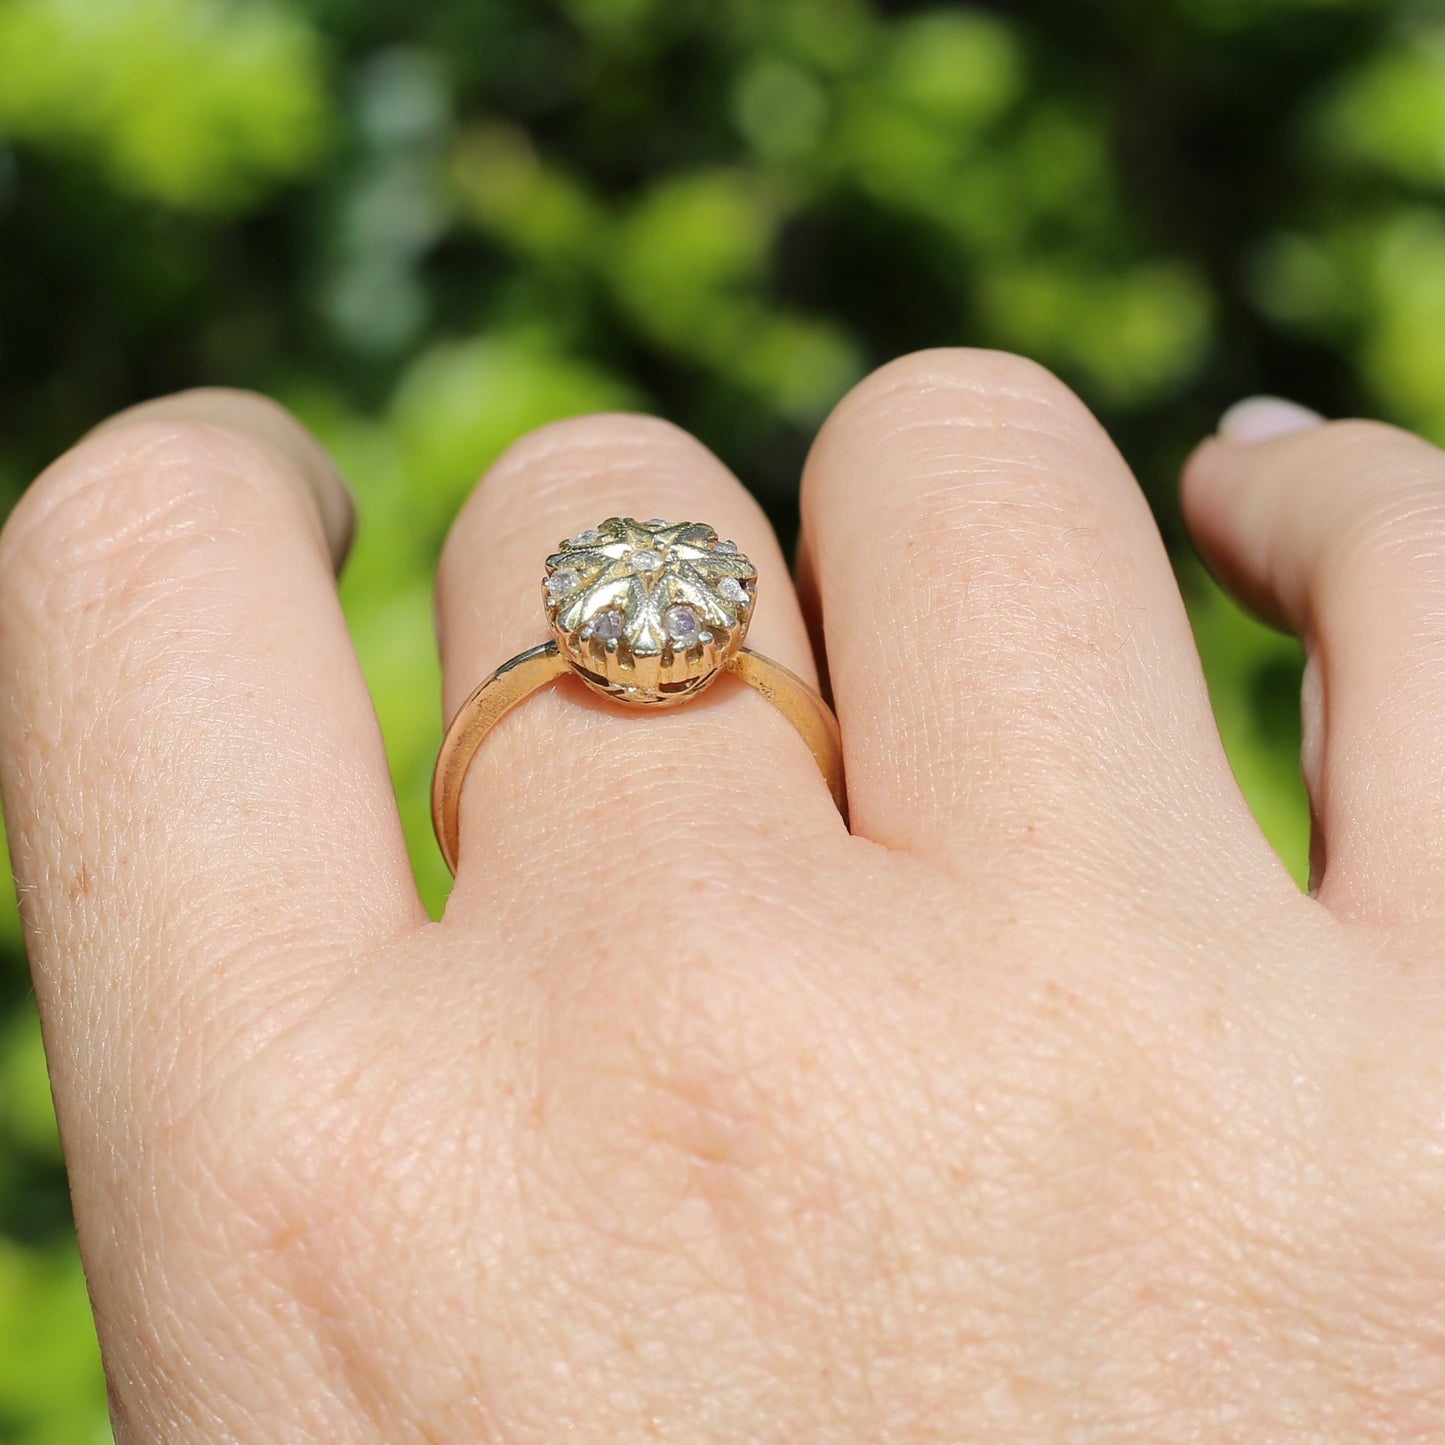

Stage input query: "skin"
[{"left": 1, "top": 349, "right": 1444, "bottom": 1441}]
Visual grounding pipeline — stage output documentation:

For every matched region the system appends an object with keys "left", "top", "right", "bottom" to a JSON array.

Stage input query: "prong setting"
[{"left": 542, "top": 517, "right": 758, "bottom": 705}]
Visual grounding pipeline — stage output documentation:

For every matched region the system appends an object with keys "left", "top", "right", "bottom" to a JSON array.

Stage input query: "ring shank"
[{"left": 431, "top": 644, "right": 846, "bottom": 875}]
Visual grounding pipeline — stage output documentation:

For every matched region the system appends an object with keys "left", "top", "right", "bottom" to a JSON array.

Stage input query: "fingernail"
[{"left": 1217, "top": 395, "right": 1325, "bottom": 444}]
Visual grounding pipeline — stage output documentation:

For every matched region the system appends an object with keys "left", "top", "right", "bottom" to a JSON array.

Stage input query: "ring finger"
[{"left": 434, "top": 413, "right": 841, "bottom": 919}]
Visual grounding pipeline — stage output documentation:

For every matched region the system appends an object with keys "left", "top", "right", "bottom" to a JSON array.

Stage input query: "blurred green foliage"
[{"left": 2, "top": 0, "right": 1442, "bottom": 1435}]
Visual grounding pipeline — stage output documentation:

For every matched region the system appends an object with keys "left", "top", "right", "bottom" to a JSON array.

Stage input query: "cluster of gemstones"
[{"left": 543, "top": 517, "right": 757, "bottom": 699}]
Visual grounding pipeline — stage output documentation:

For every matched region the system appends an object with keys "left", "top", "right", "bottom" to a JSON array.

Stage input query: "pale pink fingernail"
[{"left": 1217, "top": 395, "right": 1325, "bottom": 444}]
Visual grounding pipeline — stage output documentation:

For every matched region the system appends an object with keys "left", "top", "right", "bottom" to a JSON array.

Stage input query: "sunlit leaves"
[
  {"left": 1186, "top": 571, "right": 1310, "bottom": 885},
  {"left": 1358, "top": 211, "right": 1445, "bottom": 438},
  {"left": 0, "top": 1009, "right": 57, "bottom": 1159},
  {"left": 732, "top": 56, "right": 830, "bottom": 162},
  {"left": 389, "top": 337, "right": 638, "bottom": 527},
  {"left": 0, "top": 990, "right": 109, "bottom": 1441},
  {"left": 884, "top": 9, "right": 1022, "bottom": 127},
  {"left": 0, "top": 1233, "right": 107, "bottom": 1443},
  {"left": 0, "top": 0, "right": 332, "bottom": 209},
  {"left": 979, "top": 258, "right": 1213, "bottom": 405},
  {"left": 453, "top": 121, "right": 605, "bottom": 264},
  {"left": 1316, "top": 27, "right": 1445, "bottom": 188}
]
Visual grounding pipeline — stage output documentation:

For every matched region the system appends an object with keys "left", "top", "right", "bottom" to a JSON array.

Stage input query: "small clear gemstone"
[
  {"left": 645, "top": 517, "right": 668, "bottom": 528},
  {"left": 590, "top": 608, "right": 625, "bottom": 641},
  {"left": 715, "top": 539, "right": 739, "bottom": 554},
  {"left": 717, "top": 576, "right": 748, "bottom": 604},
  {"left": 547, "top": 569, "right": 582, "bottom": 599},
  {"left": 572, "top": 528, "right": 603, "bottom": 546},
  {"left": 663, "top": 604, "right": 699, "bottom": 644},
  {"left": 630, "top": 547, "right": 664, "bottom": 572}
]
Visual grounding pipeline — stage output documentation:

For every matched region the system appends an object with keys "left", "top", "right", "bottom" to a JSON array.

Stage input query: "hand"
[{"left": 2, "top": 353, "right": 1442, "bottom": 1442}]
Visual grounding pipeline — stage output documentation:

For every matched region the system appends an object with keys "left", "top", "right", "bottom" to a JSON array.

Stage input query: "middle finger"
[{"left": 802, "top": 348, "right": 1279, "bottom": 891}]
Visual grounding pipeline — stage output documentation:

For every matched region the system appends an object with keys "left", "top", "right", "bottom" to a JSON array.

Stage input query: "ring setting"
[
  {"left": 432, "top": 516, "right": 846, "bottom": 875},
  {"left": 544, "top": 517, "right": 757, "bottom": 706}
]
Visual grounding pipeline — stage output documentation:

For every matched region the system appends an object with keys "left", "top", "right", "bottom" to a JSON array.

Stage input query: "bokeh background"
[{"left": 4, "top": 0, "right": 1444, "bottom": 1435}]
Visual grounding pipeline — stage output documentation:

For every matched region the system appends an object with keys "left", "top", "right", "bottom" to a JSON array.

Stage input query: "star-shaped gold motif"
[{"left": 544, "top": 517, "right": 757, "bottom": 659}]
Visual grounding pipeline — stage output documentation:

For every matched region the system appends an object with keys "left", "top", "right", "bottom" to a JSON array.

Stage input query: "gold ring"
[{"left": 432, "top": 517, "right": 846, "bottom": 874}]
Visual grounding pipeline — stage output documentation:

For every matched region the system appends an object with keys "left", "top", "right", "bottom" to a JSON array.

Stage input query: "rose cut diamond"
[
  {"left": 590, "top": 607, "right": 625, "bottom": 641},
  {"left": 630, "top": 548, "right": 664, "bottom": 573},
  {"left": 663, "top": 604, "right": 699, "bottom": 644}
]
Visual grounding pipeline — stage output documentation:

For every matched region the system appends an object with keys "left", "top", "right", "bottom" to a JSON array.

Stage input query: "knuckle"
[
  {"left": 1, "top": 416, "right": 294, "bottom": 583},
  {"left": 1315, "top": 415, "right": 1436, "bottom": 463},
  {"left": 820, "top": 346, "right": 1089, "bottom": 449},
  {"left": 480, "top": 411, "right": 701, "bottom": 510},
  {"left": 0, "top": 418, "right": 311, "bottom": 631},
  {"left": 807, "top": 347, "right": 1122, "bottom": 546},
  {"left": 810, "top": 349, "right": 1140, "bottom": 645},
  {"left": 1309, "top": 420, "right": 1445, "bottom": 573}
]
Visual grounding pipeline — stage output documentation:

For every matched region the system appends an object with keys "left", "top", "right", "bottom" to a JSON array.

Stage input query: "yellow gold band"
[{"left": 431, "top": 643, "right": 845, "bottom": 875}]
